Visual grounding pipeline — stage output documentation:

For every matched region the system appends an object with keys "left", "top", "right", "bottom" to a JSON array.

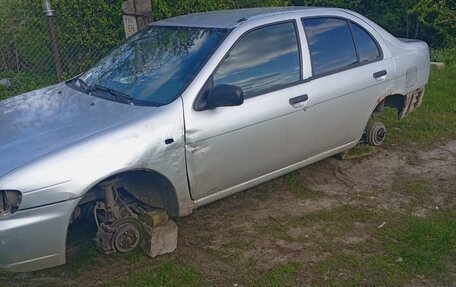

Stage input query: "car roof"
[{"left": 153, "top": 7, "right": 341, "bottom": 29}]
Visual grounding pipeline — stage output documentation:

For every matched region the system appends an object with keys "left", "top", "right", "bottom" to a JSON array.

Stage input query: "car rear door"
[
  {"left": 302, "top": 17, "right": 395, "bottom": 155},
  {"left": 184, "top": 20, "right": 314, "bottom": 201}
]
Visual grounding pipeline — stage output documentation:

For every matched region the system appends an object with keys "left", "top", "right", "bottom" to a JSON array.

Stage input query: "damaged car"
[{"left": 0, "top": 7, "right": 429, "bottom": 272}]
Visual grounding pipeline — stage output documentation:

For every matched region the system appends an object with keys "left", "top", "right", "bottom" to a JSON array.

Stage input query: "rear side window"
[
  {"left": 350, "top": 22, "right": 381, "bottom": 63},
  {"left": 303, "top": 18, "right": 357, "bottom": 76},
  {"left": 213, "top": 22, "right": 301, "bottom": 98}
]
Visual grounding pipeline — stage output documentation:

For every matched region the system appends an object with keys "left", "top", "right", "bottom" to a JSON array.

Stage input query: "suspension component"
[{"left": 94, "top": 178, "right": 143, "bottom": 254}]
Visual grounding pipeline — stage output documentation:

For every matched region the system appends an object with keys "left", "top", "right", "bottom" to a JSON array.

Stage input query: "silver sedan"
[{"left": 0, "top": 7, "right": 429, "bottom": 272}]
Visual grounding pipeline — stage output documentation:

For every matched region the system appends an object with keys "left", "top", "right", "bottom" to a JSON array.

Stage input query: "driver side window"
[{"left": 213, "top": 21, "right": 301, "bottom": 99}]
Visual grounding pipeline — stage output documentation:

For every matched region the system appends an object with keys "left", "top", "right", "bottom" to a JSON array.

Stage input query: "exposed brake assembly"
[{"left": 93, "top": 177, "right": 178, "bottom": 257}]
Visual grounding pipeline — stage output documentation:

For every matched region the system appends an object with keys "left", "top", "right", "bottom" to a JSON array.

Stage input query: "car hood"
[{"left": 0, "top": 83, "right": 157, "bottom": 178}]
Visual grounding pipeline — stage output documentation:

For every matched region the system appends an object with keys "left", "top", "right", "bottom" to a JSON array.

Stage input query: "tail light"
[{"left": 0, "top": 190, "right": 22, "bottom": 216}]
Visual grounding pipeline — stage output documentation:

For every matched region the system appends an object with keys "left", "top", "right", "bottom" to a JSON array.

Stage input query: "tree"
[{"left": 412, "top": 0, "right": 456, "bottom": 47}]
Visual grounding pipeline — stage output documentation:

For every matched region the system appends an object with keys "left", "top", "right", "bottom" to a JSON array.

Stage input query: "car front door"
[{"left": 183, "top": 20, "right": 314, "bottom": 201}]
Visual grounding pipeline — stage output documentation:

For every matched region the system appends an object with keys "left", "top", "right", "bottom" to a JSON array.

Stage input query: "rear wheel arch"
[
  {"left": 373, "top": 93, "right": 406, "bottom": 118},
  {"left": 357, "top": 93, "right": 406, "bottom": 144},
  {"left": 383, "top": 94, "right": 406, "bottom": 117}
]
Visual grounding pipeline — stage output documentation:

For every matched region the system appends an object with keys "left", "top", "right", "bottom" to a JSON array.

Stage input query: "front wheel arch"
[{"left": 74, "top": 169, "right": 180, "bottom": 218}]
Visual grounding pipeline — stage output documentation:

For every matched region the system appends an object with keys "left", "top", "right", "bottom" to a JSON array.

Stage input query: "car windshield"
[{"left": 77, "top": 26, "right": 228, "bottom": 106}]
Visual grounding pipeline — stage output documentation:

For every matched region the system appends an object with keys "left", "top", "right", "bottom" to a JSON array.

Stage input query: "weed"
[
  {"left": 283, "top": 171, "right": 322, "bottom": 199},
  {"left": 283, "top": 172, "right": 299, "bottom": 191},
  {"left": 338, "top": 144, "right": 376, "bottom": 160}
]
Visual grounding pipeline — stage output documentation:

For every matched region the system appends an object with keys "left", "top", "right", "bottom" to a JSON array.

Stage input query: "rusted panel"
[{"left": 399, "top": 87, "right": 425, "bottom": 119}]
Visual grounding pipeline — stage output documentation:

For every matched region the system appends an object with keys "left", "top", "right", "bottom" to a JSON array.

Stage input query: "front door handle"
[{"left": 373, "top": 70, "right": 387, "bottom": 79}]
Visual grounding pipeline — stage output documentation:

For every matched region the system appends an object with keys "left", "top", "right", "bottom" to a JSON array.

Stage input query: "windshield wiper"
[
  {"left": 91, "top": 84, "right": 134, "bottom": 105},
  {"left": 76, "top": 78, "right": 90, "bottom": 93},
  {"left": 66, "top": 76, "right": 90, "bottom": 94}
]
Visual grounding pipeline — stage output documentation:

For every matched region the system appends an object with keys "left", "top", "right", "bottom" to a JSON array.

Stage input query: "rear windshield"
[{"left": 79, "top": 26, "right": 228, "bottom": 106}]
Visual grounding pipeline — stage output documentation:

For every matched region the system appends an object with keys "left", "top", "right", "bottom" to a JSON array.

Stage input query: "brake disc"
[{"left": 112, "top": 218, "right": 144, "bottom": 253}]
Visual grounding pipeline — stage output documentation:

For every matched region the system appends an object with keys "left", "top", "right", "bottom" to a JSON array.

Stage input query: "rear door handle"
[
  {"left": 289, "top": 94, "right": 308, "bottom": 106},
  {"left": 373, "top": 70, "right": 387, "bottom": 79}
]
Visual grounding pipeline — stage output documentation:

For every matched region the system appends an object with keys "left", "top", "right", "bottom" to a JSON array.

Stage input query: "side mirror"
[{"left": 206, "top": 84, "right": 244, "bottom": 109}]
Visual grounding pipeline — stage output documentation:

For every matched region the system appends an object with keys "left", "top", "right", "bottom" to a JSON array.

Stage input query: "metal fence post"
[{"left": 42, "top": 0, "right": 63, "bottom": 81}]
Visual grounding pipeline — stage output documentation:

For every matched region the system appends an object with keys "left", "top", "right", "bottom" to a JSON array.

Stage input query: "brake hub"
[{"left": 113, "top": 221, "right": 141, "bottom": 253}]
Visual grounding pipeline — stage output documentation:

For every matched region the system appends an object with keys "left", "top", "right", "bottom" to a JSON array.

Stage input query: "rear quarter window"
[{"left": 350, "top": 22, "right": 381, "bottom": 63}]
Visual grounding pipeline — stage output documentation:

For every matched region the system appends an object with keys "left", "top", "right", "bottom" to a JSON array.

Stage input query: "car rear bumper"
[{"left": 0, "top": 198, "right": 79, "bottom": 272}]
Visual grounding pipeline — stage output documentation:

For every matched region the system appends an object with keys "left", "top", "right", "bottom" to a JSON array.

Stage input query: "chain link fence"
[{"left": 0, "top": 0, "right": 125, "bottom": 100}]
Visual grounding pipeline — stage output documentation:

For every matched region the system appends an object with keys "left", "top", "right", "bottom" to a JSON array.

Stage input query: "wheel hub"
[
  {"left": 376, "top": 128, "right": 385, "bottom": 142},
  {"left": 113, "top": 222, "right": 141, "bottom": 253}
]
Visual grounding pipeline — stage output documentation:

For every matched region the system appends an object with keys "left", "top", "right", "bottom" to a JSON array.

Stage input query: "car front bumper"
[{"left": 0, "top": 198, "right": 79, "bottom": 272}]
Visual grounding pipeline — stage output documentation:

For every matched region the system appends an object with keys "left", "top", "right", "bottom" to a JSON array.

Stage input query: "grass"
[
  {"left": 66, "top": 245, "right": 99, "bottom": 274},
  {"left": 206, "top": 237, "right": 256, "bottom": 264},
  {"left": 283, "top": 171, "right": 322, "bottom": 199},
  {"left": 252, "top": 262, "right": 301, "bottom": 287},
  {"left": 314, "top": 210, "right": 456, "bottom": 285},
  {"left": 106, "top": 260, "right": 201, "bottom": 287},
  {"left": 338, "top": 144, "right": 376, "bottom": 159},
  {"left": 259, "top": 218, "right": 295, "bottom": 242},
  {"left": 64, "top": 218, "right": 99, "bottom": 274},
  {"left": 392, "top": 179, "right": 433, "bottom": 196},
  {"left": 258, "top": 205, "right": 381, "bottom": 245},
  {"left": 391, "top": 178, "right": 442, "bottom": 209},
  {"left": 317, "top": 252, "right": 401, "bottom": 286},
  {"left": 303, "top": 205, "right": 377, "bottom": 223},
  {"left": 382, "top": 211, "right": 456, "bottom": 280}
]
